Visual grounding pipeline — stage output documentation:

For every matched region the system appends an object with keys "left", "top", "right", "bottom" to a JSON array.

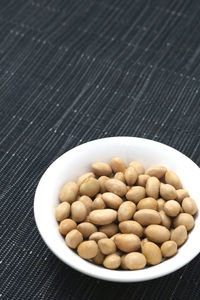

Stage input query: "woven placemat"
[{"left": 0, "top": 0, "right": 200, "bottom": 299}]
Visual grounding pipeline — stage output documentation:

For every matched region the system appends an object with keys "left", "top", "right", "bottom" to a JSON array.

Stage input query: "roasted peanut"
[
  {"left": 89, "top": 209, "right": 117, "bottom": 225},
  {"left": 137, "top": 197, "right": 158, "bottom": 210},
  {"left": 71, "top": 201, "right": 87, "bottom": 222},
  {"left": 119, "top": 220, "right": 143, "bottom": 237},
  {"left": 129, "top": 161, "right": 145, "bottom": 175},
  {"left": 93, "top": 249, "right": 105, "bottom": 265},
  {"left": 114, "top": 172, "right": 125, "bottom": 183},
  {"left": 89, "top": 232, "right": 107, "bottom": 241},
  {"left": 157, "top": 198, "right": 165, "bottom": 211},
  {"left": 182, "top": 197, "right": 198, "bottom": 215},
  {"left": 125, "top": 167, "right": 138, "bottom": 185},
  {"left": 165, "top": 171, "right": 182, "bottom": 189},
  {"left": 171, "top": 225, "right": 187, "bottom": 246},
  {"left": 99, "top": 223, "right": 118, "bottom": 237},
  {"left": 145, "top": 165, "right": 167, "bottom": 179},
  {"left": 173, "top": 213, "right": 194, "bottom": 231},
  {"left": 110, "top": 157, "right": 126, "bottom": 173},
  {"left": 164, "top": 200, "right": 181, "bottom": 217},
  {"left": 134, "top": 209, "right": 161, "bottom": 226},
  {"left": 118, "top": 201, "right": 136, "bottom": 221},
  {"left": 65, "top": 229, "right": 83, "bottom": 249},
  {"left": 77, "top": 172, "right": 95, "bottom": 186},
  {"left": 115, "top": 234, "right": 141, "bottom": 252},
  {"left": 98, "top": 238, "right": 116, "bottom": 255},
  {"left": 159, "top": 210, "right": 171, "bottom": 229},
  {"left": 77, "top": 222, "right": 97, "bottom": 238},
  {"left": 56, "top": 202, "right": 70, "bottom": 221},
  {"left": 79, "top": 178, "right": 100, "bottom": 197},
  {"left": 105, "top": 178, "right": 127, "bottom": 196},
  {"left": 79, "top": 195, "right": 93, "bottom": 214},
  {"left": 59, "top": 182, "right": 78, "bottom": 203},
  {"left": 102, "top": 192, "right": 123, "bottom": 209},
  {"left": 98, "top": 176, "right": 110, "bottom": 193},
  {"left": 145, "top": 225, "right": 170, "bottom": 243},
  {"left": 103, "top": 253, "right": 121, "bottom": 269},
  {"left": 59, "top": 219, "right": 77, "bottom": 235},
  {"left": 176, "top": 189, "right": 189, "bottom": 203},
  {"left": 172, "top": 227, "right": 187, "bottom": 251},
  {"left": 137, "top": 174, "right": 150, "bottom": 187},
  {"left": 160, "top": 183, "right": 177, "bottom": 200},
  {"left": 146, "top": 177, "right": 160, "bottom": 199},
  {"left": 92, "top": 196, "right": 106, "bottom": 210},
  {"left": 142, "top": 242, "right": 162, "bottom": 265},
  {"left": 124, "top": 252, "right": 146, "bottom": 270},
  {"left": 92, "top": 162, "right": 112, "bottom": 176},
  {"left": 161, "top": 241, "right": 177, "bottom": 257},
  {"left": 126, "top": 186, "right": 146, "bottom": 203},
  {"left": 77, "top": 241, "right": 98, "bottom": 259}
]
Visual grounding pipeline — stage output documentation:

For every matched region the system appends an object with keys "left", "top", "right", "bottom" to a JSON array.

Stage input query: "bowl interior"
[{"left": 34, "top": 137, "right": 200, "bottom": 282}]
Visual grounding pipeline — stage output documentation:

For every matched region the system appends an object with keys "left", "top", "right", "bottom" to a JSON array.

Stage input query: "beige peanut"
[
  {"left": 114, "top": 172, "right": 125, "bottom": 183},
  {"left": 114, "top": 234, "right": 141, "bottom": 252},
  {"left": 173, "top": 213, "right": 194, "bottom": 231},
  {"left": 176, "top": 189, "right": 189, "bottom": 203},
  {"left": 77, "top": 172, "right": 95, "bottom": 186},
  {"left": 59, "top": 219, "right": 77, "bottom": 235},
  {"left": 161, "top": 241, "right": 177, "bottom": 257},
  {"left": 124, "top": 252, "right": 146, "bottom": 270},
  {"left": 145, "top": 225, "right": 170, "bottom": 243},
  {"left": 105, "top": 178, "right": 127, "bottom": 196},
  {"left": 103, "top": 253, "right": 121, "bottom": 269},
  {"left": 65, "top": 229, "right": 83, "bottom": 249},
  {"left": 91, "top": 162, "right": 112, "bottom": 176},
  {"left": 128, "top": 161, "right": 145, "bottom": 175},
  {"left": 146, "top": 177, "right": 160, "bottom": 199},
  {"left": 102, "top": 192, "right": 123, "bottom": 209},
  {"left": 110, "top": 157, "right": 126, "bottom": 173},
  {"left": 59, "top": 182, "right": 78, "bottom": 203},
  {"left": 99, "top": 223, "right": 118, "bottom": 237},
  {"left": 124, "top": 167, "right": 138, "bottom": 185},
  {"left": 142, "top": 242, "right": 162, "bottom": 265},
  {"left": 79, "top": 195, "right": 93, "bottom": 214},
  {"left": 71, "top": 201, "right": 87, "bottom": 222},
  {"left": 165, "top": 171, "right": 182, "bottom": 189},
  {"left": 119, "top": 220, "right": 143, "bottom": 237},
  {"left": 171, "top": 225, "right": 187, "bottom": 246},
  {"left": 89, "top": 232, "right": 107, "bottom": 241},
  {"left": 77, "top": 241, "right": 98, "bottom": 259},
  {"left": 89, "top": 209, "right": 117, "bottom": 225},
  {"left": 98, "top": 176, "right": 109, "bottom": 193},
  {"left": 182, "top": 197, "right": 197, "bottom": 215},
  {"left": 137, "top": 197, "right": 158, "bottom": 210},
  {"left": 79, "top": 178, "right": 100, "bottom": 197},
  {"left": 126, "top": 186, "right": 146, "bottom": 203},
  {"left": 77, "top": 222, "right": 97, "bottom": 238},
  {"left": 134, "top": 209, "right": 161, "bottom": 226},
  {"left": 164, "top": 200, "right": 181, "bottom": 217},
  {"left": 56, "top": 202, "right": 70, "bottom": 221},
  {"left": 118, "top": 201, "right": 136, "bottom": 222},
  {"left": 98, "top": 238, "right": 116, "bottom": 255},
  {"left": 160, "top": 183, "right": 177, "bottom": 200},
  {"left": 145, "top": 165, "right": 167, "bottom": 179},
  {"left": 137, "top": 174, "right": 150, "bottom": 187}
]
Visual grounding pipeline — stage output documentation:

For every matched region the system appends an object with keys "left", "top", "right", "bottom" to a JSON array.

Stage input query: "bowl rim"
[{"left": 34, "top": 136, "right": 200, "bottom": 282}]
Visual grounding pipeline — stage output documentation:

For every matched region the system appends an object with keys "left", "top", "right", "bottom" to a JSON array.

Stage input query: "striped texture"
[{"left": 1, "top": 0, "right": 200, "bottom": 299}]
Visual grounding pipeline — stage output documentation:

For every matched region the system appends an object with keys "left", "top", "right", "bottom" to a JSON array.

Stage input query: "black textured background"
[{"left": 1, "top": 0, "right": 200, "bottom": 299}]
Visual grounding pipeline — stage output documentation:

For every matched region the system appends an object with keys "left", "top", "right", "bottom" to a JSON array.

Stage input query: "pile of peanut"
[{"left": 55, "top": 158, "right": 197, "bottom": 270}]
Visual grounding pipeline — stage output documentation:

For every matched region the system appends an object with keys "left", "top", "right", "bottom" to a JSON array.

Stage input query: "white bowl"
[{"left": 34, "top": 137, "right": 200, "bottom": 282}]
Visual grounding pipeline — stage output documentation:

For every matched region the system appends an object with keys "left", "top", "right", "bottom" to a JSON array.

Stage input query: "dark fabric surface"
[{"left": 1, "top": 0, "right": 200, "bottom": 299}]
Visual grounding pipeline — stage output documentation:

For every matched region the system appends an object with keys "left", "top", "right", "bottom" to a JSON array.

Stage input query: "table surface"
[{"left": 1, "top": 0, "right": 200, "bottom": 299}]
